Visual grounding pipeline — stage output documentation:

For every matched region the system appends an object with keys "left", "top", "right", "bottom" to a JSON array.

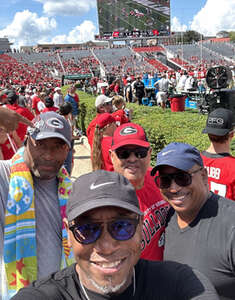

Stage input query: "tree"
[
  {"left": 183, "top": 31, "right": 203, "bottom": 43},
  {"left": 229, "top": 31, "right": 235, "bottom": 42}
]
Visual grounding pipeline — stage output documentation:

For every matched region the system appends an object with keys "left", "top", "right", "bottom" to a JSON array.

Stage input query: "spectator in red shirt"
[
  {"left": 5, "top": 91, "right": 34, "bottom": 141},
  {"left": 41, "top": 97, "right": 59, "bottom": 113},
  {"left": 91, "top": 113, "right": 116, "bottom": 171},
  {"left": 114, "top": 79, "right": 121, "bottom": 94},
  {"left": 32, "top": 90, "right": 46, "bottom": 116},
  {"left": 86, "top": 94, "right": 113, "bottom": 149},
  {"left": 1, "top": 91, "right": 34, "bottom": 159}
]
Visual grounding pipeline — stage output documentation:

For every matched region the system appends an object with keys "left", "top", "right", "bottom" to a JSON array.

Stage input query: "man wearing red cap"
[{"left": 110, "top": 123, "right": 169, "bottom": 261}]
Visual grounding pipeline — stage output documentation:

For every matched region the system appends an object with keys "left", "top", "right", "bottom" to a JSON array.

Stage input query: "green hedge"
[{"left": 62, "top": 87, "right": 235, "bottom": 165}]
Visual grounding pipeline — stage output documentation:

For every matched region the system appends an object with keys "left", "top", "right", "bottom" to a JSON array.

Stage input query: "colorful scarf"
[{"left": 3, "top": 147, "right": 74, "bottom": 298}]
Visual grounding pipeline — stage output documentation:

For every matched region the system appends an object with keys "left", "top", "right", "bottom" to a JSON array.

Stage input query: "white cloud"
[
  {"left": 190, "top": 0, "right": 235, "bottom": 36},
  {"left": 51, "top": 20, "right": 97, "bottom": 43},
  {"left": 171, "top": 17, "right": 188, "bottom": 32},
  {"left": 0, "top": 10, "right": 56, "bottom": 48},
  {"left": 35, "top": 0, "right": 96, "bottom": 16}
]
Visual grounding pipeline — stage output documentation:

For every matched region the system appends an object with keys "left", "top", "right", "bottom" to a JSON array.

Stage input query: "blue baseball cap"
[{"left": 151, "top": 142, "right": 204, "bottom": 176}]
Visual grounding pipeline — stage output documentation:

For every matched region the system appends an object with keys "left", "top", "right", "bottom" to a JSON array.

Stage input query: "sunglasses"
[
  {"left": 69, "top": 217, "right": 140, "bottom": 245},
  {"left": 115, "top": 147, "right": 149, "bottom": 159},
  {"left": 104, "top": 101, "right": 112, "bottom": 106},
  {"left": 155, "top": 167, "right": 203, "bottom": 189}
]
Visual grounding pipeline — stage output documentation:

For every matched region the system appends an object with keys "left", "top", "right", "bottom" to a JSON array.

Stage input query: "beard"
[{"left": 86, "top": 272, "right": 131, "bottom": 295}]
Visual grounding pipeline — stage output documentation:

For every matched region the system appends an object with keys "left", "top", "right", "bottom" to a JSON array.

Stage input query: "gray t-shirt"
[
  {"left": 164, "top": 192, "right": 235, "bottom": 300},
  {"left": 0, "top": 159, "right": 63, "bottom": 297}
]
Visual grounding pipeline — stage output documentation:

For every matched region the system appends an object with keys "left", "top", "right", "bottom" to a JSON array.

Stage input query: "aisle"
[{"left": 71, "top": 136, "right": 92, "bottom": 181}]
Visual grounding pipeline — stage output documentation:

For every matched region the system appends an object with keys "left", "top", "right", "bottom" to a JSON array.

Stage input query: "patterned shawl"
[{"left": 3, "top": 147, "right": 74, "bottom": 298}]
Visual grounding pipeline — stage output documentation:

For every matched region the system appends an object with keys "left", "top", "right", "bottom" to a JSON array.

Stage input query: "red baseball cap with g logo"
[{"left": 111, "top": 122, "right": 150, "bottom": 150}]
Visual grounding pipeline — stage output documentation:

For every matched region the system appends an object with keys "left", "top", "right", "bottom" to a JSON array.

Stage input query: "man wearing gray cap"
[
  {"left": 151, "top": 142, "right": 235, "bottom": 299},
  {"left": 0, "top": 111, "right": 74, "bottom": 299},
  {"left": 201, "top": 108, "right": 235, "bottom": 200},
  {"left": 12, "top": 170, "right": 218, "bottom": 299}
]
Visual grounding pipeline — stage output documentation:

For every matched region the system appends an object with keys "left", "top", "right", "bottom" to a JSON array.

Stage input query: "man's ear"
[
  {"left": 63, "top": 218, "right": 72, "bottom": 248},
  {"left": 110, "top": 150, "right": 115, "bottom": 164},
  {"left": 201, "top": 167, "right": 209, "bottom": 186},
  {"left": 229, "top": 131, "right": 234, "bottom": 139}
]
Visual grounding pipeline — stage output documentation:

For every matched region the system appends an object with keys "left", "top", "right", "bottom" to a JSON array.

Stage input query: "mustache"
[{"left": 34, "top": 160, "right": 59, "bottom": 168}]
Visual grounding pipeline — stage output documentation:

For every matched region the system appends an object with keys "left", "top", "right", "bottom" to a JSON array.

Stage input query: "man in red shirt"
[
  {"left": 201, "top": 108, "right": 235, "bottom": 200},
  {"left": 86, "top": 94, "right": 113, "bottom": 149},
  {"left": 31, "top": 87, "right": 44, "bottom": 116},
  {"left": 1, "top": 91, "right": 34, "bottom": 159},
  {"left": 6, "top": 91, "right": 34, "bottom": 141},
  {"left": 110, "top": 123, "right": 169, "bottom": 261}
]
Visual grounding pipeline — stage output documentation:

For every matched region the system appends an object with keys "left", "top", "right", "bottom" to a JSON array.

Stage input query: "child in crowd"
[{"left": 112, "top": 95, "right": 132, "bottom": 126}]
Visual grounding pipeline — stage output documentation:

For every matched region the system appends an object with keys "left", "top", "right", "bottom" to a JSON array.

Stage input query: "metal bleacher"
[
  {"left": 202, "top": 41, "right": 235, "bottom": 60},
  {"left": 165, "top": 43, "right": 227, "bottom": 65},
  {"left": 8, "top": 52, "right": 57, "bottom": 65}
]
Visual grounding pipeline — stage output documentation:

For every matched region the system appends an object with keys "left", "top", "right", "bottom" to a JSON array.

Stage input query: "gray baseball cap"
[
  {"left": 202, "top": 108, "right": 234, "bottom": 136},
  {"left": 66, "top": 170, "right": 143, "bottom": 222},
  {"left": 27, "top": 111, "right": 72, "bottom": 148}
]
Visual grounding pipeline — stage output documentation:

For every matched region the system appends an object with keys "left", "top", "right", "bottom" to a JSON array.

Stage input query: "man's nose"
[
  {"left": 94, "top": 226, "right": 119, "bottom": 255},
  {"left": 168, "top": 178, "right": 182, "bottom": 192},
  {"left": 42, "top": 147, "right": 56, "bottom": 160},
  {"left": 126, "top": 151, "right": 138, "bottom": 162}
]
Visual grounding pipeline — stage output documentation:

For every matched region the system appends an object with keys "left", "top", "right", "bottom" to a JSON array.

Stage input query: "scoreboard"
[{"left": 96, "top": 0, "right": 170, "bottom": 39}]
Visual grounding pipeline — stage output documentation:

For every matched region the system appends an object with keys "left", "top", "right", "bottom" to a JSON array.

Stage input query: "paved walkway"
[{"left": 71, "top": 136, "right": 92, "bottom": 181}]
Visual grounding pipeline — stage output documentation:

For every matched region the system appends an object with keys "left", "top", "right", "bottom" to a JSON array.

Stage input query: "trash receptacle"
[
  {"left": 169, "top": 95, "right": 186, "bottom": 112},
  {"left": 142, "top": 97, "right": 149, "bottom": 106}
]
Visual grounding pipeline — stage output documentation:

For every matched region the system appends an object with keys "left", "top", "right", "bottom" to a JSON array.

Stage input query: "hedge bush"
[{"left": 62, "top": 87, "right": 235, "bottom": 165}]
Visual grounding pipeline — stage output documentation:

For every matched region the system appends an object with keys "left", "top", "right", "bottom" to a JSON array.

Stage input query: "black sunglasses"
[
  {"left": 104, "top": 101, "right": 112, "bottom": 105},
  {"left": 69, "top": 217, "right": 140, "bottom": 245},
  {"left": 115, "top": 147, "right": 149, "bottom": 159},
  {"left": 155, "top": 168, "right": 203, "bottom": 189}
]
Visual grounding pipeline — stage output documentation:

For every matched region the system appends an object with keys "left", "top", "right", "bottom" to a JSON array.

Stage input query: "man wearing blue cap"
[{"left": 151, "top": 142, "right": 235, "bottom": 299}]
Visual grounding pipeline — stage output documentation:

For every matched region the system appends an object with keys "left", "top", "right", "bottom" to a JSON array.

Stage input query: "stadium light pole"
[
  {"left": 181, "top": 31, "right": 184, "bottom": 64},
  {"left": 200, "top": 33, "right": 203, "bottom": 67}
]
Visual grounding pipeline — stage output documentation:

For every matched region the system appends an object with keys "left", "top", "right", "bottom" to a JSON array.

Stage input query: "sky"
[{"left": 0, "top": 0, "right": 234, "bottom": 49}]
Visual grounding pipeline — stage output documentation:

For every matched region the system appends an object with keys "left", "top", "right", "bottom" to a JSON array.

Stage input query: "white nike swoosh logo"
[
  {"left": 90, "top": 182, "right": 115, "bottom": 190},
  {"left": 162, "top": 150, "right": 175, "bottom": 156}
]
